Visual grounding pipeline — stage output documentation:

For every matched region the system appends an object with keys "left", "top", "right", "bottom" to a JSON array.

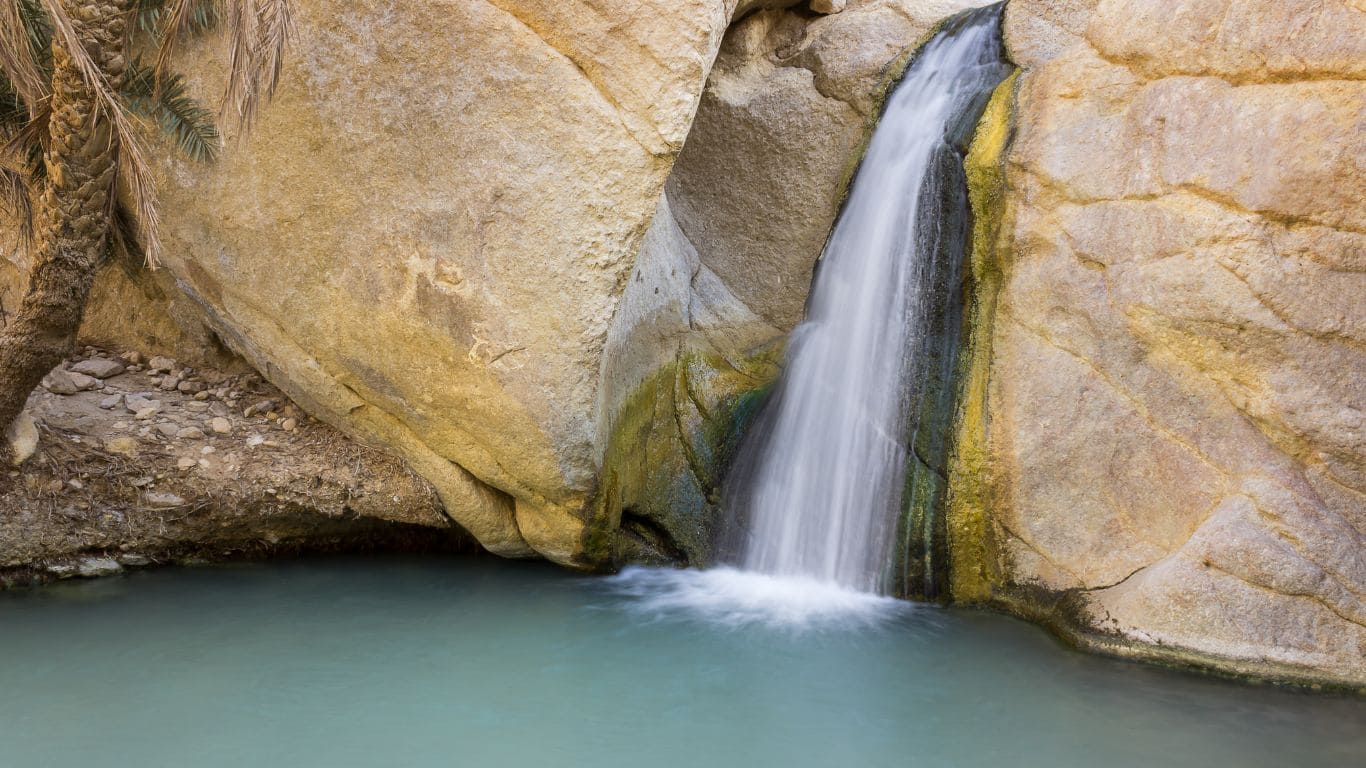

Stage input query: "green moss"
[
  {"left": 944, "top": 71, "right": 1018, "bottom": 603},
  {"left": 582, "top": 346, "right": 780, "bottom": 570}
]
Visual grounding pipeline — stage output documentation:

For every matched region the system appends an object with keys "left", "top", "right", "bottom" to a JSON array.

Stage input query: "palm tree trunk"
[{"left": 0, "top": 0, "right": 131, "bottom": 458}]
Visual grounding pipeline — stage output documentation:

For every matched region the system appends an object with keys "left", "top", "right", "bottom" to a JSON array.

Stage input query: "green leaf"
[{"left": 123, "top": 61, "right": 220, "bottom": 162}]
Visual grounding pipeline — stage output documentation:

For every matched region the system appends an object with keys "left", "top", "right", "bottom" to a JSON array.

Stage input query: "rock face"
[
  {"left": 595, "top": 0, "right": 994, "bottom": 562},
  {"left": 667, "top": 0, "right": 997, "bottom": 330},
  {"left": 128, "top": 0, "right": 779, "bottom": 564},
  {"left": 950, "top": 0, "right": 1366, "bottom": 687},
  {"left": 4, "top": 0, "right": 988, "bottom": 567}
]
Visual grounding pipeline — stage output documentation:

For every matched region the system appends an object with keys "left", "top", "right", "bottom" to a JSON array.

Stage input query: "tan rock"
[
  {"left": 134, "top": 0, "right": 783, "bottom": 561},
  {"left": 956, "top": 0, "right": 1366, "bottom": 687},
  {"left": 668, "top": 1, "right": 996, "bottom": 330},
  {"left": 5, "top": 411, "right": 38, "bottom": 466},
  {"left": 104, "top": 437, "right": 140, "bottom": 458}
]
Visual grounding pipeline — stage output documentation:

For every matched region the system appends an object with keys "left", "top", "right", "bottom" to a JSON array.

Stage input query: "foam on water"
[{"left": 606, "top": 567, "right": 911, "bottom": 630}]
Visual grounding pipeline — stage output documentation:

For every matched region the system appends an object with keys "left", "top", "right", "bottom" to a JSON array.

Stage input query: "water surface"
[{"left": 0, "top": 557, "right": 1361, "bottom": 767}]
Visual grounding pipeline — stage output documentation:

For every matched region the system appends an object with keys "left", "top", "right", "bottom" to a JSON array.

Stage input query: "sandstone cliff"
[{"left": 949, "top": 0, "right": 1365, "bottom": 687}]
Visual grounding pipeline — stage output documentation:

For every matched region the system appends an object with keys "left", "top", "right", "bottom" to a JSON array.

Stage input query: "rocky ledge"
[{"left": 1, "top": 348, "right": 474, "bottom": 588}]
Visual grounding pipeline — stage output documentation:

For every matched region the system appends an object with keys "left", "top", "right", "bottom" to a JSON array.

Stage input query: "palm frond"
[
  {"left": 151, "top": 0, "right": 218, "bottom": 89},
  {"left": 0, "top": 91, "right": 49, "bottom": 180},
  {"left": 222, "top": 0, "right": 291, "bottom": 131},
  {"left": 254, "top": 0, "right": 290, "bottom": 103},
  {"left": 0, "top": 78, "right": 27, "bottom": 130},
  {"left": 108, "top": 199, "right": 143, "bottom": 265},
  {"left": 134, "top": 0, "right": 215, "bottom": 37},
  {"left": 39, "top": 0, "right": 161, "bottom": 265},
  {"left": 0, "top": 0, "right": 49, "bottom": 109},
  {"left": 124, "top": 61, "right": 220, "bottom": 162},
  {"left": 0, "top": 165, "right": 34, "bottom": 253},
  {"left": 133, "top": 0, "right": 164, "bottom": 35}
]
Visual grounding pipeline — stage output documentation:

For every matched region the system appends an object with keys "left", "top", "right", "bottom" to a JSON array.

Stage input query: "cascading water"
[{"left": 720, "top": 4, "right": 1012, "bottom": 597}]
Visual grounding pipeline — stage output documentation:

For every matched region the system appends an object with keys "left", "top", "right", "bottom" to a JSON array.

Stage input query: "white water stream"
[{"left": 724, "top": 5, "right": 1010, "bottom": 595}]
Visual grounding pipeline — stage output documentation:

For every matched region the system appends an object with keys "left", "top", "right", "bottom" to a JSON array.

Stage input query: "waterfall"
[{"left": 721, "top": 4, "right": 1011, "bottom": 596}]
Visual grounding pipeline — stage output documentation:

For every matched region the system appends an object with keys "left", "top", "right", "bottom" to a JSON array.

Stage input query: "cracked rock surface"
[{"left": 974, "top": 0, "right": 1365, "bottom": 687}]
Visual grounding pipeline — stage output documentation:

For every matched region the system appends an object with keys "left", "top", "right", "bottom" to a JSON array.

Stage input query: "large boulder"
[
  {"left": 951, "top": 0, "right": 1366, "bottom": 687},
  {"left": 133, "top": 0, "right": 781, "bottom": 564}
]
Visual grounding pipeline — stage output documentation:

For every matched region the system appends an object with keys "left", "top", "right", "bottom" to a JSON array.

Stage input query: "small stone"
[
  {"left": 67, "top": 479, "right": 83, "bottom": 490},
  {"left": 125, "top": 395, "right": 161, "bottom": 415},
  {"left": 194, "top": 391, "right": 211, "bottom": 401},
  {"left": 155, "top": 422, "right": 180, "bottom": 438},
  {"left": 184, "top": 402, "right": 210, "bottom": 412},
  {"left": 178, "top": 380, "right": 208, "bottom": 394},
  {"left": 810, "top": 0, "right": 846, "bottom": 12},
  {"left": 116, "top": 554, "right": 151, "bottom": 567},
  {"left": 159, "top": 376, "right": 181, "bottom": 391},
  {"left": 246, "top": 399, "right": 276, "bottom": 418},
  {"left": 129, "top": 475, "right": 154, "bottom": 487},
  {"left": 176, "top": 427, "right": 206, "bottom": 440},
  {"left": 145, "top": 491, "right": 186, "bottom": 507},
  {"left": 68, "top": 372, "right": 98, "bottom": 391},
  {"left": 76, "top": 556, "right": 123, "bottom": 578},
  {"left": 177, "top": 457, "right": 197, "bottom": 469},
  {"left": 99, "top": 393, "right": 124, "bottom": 410},
  {"left": 148, "top": 356, "right": 176, "bottom": 373},
  {"left": 45, "top": 562, "right": 78, "bottom": 579},
  {"left": 120, "top": 351, "right": 144, "bottom": 366},
  {"left": 105, "top": 437, "right": 140, "bottom": 457},
  {"left": 135, "top": 408, "right": 159, "bottom": 421},
  {"left": 5, "top": 410, "right": 38, "bottom": 466},
  {"left": 246, "top": 435, "right": 265, "bottom": 447},
  {"left": 42, "top": 369, "right": 80, "bottom": 395},
  {"left": 71, "top": 358, "right": 126, "bottom": 379},
  {"left": 201, "top": 446, "right": 216, "bottom": 455},
  {"left": 281, "top": 418, "right": 298, "bottom": 432},
  {"left": 210, "top": 417, "right": 232, "bottom": 435}
]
